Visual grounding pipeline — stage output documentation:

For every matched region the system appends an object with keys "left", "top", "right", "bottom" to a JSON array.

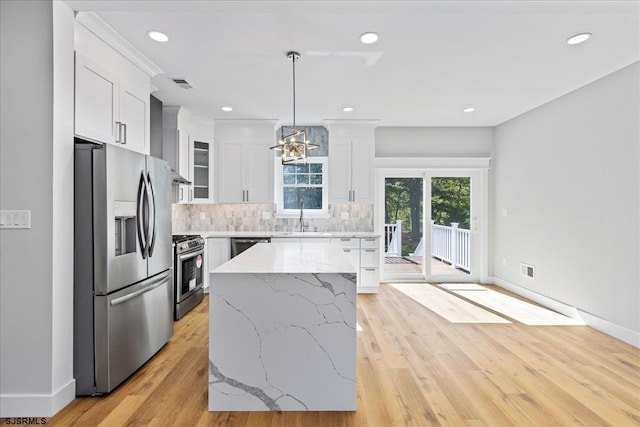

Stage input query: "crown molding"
[{"left": 75, "top": 12, "right": 163, "bottom": 77}]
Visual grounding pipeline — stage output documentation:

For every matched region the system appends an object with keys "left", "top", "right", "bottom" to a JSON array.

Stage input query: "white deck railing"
[
  {"left": 431, "top": 222, "right": 471, "bottom": 272},
  {"left": 384, "top": 220, "right": 402, "bottom": 257},
  {"left": 384, "top": 220, "right": 471, "bottom": 272}
]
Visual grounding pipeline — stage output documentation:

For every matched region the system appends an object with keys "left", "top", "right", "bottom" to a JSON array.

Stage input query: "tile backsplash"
[{"left": 172, "top": 203, "right": 374, "bottom": 233}]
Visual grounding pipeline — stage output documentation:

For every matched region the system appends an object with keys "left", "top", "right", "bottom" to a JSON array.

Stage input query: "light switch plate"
[
  {"left": 341, "top": 212, "right": 349, "bottom": 220},
  {"left": 200, "top": 212, "right": 206, "bottom": 220},
  {"left": 0, "top": 210, "right": 31, "bottom": 229},
  {"left": 502, "top": 209, "right": 508, "bottom": 217}
]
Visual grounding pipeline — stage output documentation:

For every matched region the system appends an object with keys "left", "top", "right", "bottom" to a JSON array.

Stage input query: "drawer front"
[
  {"left": 360, "top": 248, "right": 379, "bottom": 268},
  {"left": 341, "top": 247, "right": 360, "bottom": 270},
  {"left": 333, "top": 237, "right": 360, "bottom": 249},
  {"left": 271, "top": 237, "right": 300, "bottom": 244},
  {"left": 359, "top": 267, "right": 380, "bottom": 289},
  {"left": 360, "top": 237, "right": 379, "bottom": 249}
]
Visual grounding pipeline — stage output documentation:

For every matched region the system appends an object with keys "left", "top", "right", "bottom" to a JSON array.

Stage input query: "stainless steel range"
[{"left": 172, "top": 235, "right": 205, "bottom": 319}]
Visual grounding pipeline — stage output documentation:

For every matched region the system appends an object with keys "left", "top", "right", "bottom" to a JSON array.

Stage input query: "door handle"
[
  {"left": 115, "top": 121, "right": 122, "bottom": 143},
  {"left": 122, "top": 123, "right": 127, "bottom": 144},
  {"left": 146, "top": 173, "right": 157, "bottom": 257},
  {"left": 136, "top": 172, "right": 147, "bottom": 259}
]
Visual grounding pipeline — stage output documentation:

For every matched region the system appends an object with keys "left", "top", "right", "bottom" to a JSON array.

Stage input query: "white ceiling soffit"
[{"left": 65, "top": 1, "right": 640, "bottom": 127}]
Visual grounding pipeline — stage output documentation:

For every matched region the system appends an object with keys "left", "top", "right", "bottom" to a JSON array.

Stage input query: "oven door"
[{"left": 175, "top": 247, "right": 204, "bottom": 303}]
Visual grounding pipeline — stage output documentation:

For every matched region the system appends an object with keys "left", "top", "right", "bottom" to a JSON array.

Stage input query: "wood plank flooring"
[{"left": 49, "top": 284, "right": 640, "bottom": 426}]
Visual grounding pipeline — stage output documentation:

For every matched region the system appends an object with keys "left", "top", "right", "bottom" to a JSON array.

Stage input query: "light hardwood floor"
[{"left": 49, "top": 284, "right": 640, "bottom": 426}]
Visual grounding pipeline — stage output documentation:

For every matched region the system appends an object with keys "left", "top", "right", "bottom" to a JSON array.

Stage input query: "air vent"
[
  {"left": 170, "top": 78, "right": 193, "bottom": 89},
  {"left": 520, "top": 263, "right": 535, "bottom": 279}
]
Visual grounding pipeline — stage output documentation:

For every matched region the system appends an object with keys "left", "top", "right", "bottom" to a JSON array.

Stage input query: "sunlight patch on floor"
[
  {"left": 439, "top": 284, "right": 585, "bottom": 326},
  {"left": 389, "top": 283, "right": 511, "bottom": 324}
]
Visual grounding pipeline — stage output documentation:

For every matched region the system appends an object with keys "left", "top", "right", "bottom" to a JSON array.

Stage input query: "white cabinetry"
[
  {"left": 325, "top": 121, "right": 378, "bottom": 204},
  {"left": 206, "top": 238, "right": 231, "bottom": 290},
  {"left": 163, "top": 106, "right": 191, "bottom": 203},
  {"left": 163, "top": 109, "right": 215, "bottom": 203},
  {"left": 332, "top": 236, "right": 380, "bottom": 293},
  {"left": 74, "top": 23, "right": 150, "bottom": 154},
  {"left": 215, "top": 120, "right": 276, "bottom": 204}
]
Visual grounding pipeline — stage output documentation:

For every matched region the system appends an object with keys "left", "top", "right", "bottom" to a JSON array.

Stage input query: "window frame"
[{"left": 274, "top": 157, "right": 329, "bottom": 217}]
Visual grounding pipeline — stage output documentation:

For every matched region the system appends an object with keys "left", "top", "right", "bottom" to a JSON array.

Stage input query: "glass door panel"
[
  {"left": 383, "top": 176, "right": 425, "bottom": 281},
  {"left": 429, "top": 177, "right": 472, "bottom": 277}
]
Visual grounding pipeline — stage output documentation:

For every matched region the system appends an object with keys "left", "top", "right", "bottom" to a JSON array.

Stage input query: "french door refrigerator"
[{"left": 74, "top": 140, "right": 174, "bottom": 395}]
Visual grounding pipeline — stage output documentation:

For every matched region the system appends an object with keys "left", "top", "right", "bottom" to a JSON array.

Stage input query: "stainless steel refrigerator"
[{"left": 74, "top": 140, "right": 174, "bottom": 395}]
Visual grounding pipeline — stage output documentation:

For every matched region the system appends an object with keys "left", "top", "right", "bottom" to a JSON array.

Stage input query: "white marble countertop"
[
  {"left": 177, "top": 230, "right": 380, "bottom": 238},
  {"left": 212, "top": 241, "right": 357, "bottom": 274}
]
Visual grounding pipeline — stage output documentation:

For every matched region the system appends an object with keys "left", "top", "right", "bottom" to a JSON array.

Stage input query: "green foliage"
[
  {"left": 431, "top": 177, "right": 470, "bottom": 228},
  {"left": 384, "top": 177, "right": 471, "bottom": 239}
]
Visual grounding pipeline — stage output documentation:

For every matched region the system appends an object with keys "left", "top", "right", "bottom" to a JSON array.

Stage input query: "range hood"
[{"left": 171, "top": 169, "right": 191, "bottom": 185}]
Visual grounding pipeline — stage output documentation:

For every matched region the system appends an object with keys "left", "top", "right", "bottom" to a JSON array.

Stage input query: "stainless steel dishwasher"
[{"left": 230, "top": 237, "right": 271, "bottom": 258}]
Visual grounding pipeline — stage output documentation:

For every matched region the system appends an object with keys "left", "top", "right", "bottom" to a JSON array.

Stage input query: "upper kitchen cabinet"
[
  {"left": 215, "top": 120, "right": 276, "bottom": 204},
  {"left": 189, "top": 116, "right": 215, "bottom": 203},
  {"left": 325, "top": 121, "right": 379, "bottom": 204},
  {"left": 163, "top": 106, "right": 191, "bottom": 203},
  {"left": 162, "top": 108, "right": 215, "bottom": 203},
  {"left": 73, "top": 13, "right": 163, "bottom": 155}
]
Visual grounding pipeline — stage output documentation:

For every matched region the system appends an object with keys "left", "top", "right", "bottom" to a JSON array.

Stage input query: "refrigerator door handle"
[
  {"left": 146, "top": 172, "right": 157, "bottom": 257},
  {"left": 137, "top": 172, "right": 147, "bottom": 259},
  {"left": 110, "top": 271, "right": 171, "bottom": 306}
]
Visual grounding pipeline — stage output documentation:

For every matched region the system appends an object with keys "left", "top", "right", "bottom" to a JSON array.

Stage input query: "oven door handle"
[{"left": 178, "top": 248, "right": 204, "bottom": 262}]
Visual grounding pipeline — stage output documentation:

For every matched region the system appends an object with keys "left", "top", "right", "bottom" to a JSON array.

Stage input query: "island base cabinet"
[{"left": 209, "top": 272, "right": 357, "bottom": 411}]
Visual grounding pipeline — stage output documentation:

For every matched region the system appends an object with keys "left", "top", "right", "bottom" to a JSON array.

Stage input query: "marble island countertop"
[
  {"left": 177, "top": 230, "right": 380, "bottom": 238},
  {"left": 212, "top": 241, "right": 357, "bottom": 274}
]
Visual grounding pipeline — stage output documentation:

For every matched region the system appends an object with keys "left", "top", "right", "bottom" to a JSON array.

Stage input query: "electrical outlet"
[
  {"left": 341, "top": 212, "right": 349, "bottom": 220},
  {"left": 200, "top": 212, "right": 206, "bottom": 220},
  {"left": 502, "top": 209, "right": 508, "bottom": 217},
  {"left": 262, "top": 212, "right": 272, "bottom": 220}
]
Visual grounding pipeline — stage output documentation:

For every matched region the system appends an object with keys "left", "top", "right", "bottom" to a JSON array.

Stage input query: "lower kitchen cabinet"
[
  {"left": 206, "top": 238, "right": 231, "bottom": 289},
  {"left": 332, "top": 237, "right": 380, "bottom": 293}
]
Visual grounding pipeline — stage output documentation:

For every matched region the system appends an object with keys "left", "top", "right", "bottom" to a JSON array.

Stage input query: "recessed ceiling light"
[
  {"left": 343, "top": 107, "right": 354, "bottom": 112},
  {"left": 147, "top": 30, "right": 169, "bottom": 43},
  {"left": 463, "top": 107, "right": 475, "bottom": 113},
  {"left": 221, "top": 106, "right": 233, "bottom": 112},
  {"left": 359, "top": 32, "right": 379, "bottom": 44},
  {"left": 567, "top": 32, "right": 591, "bottom": 45}
]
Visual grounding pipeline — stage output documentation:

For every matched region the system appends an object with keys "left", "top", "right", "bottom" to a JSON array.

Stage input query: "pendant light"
[{"left": 270, "top": 51, "right": 318, "bottom": 164}]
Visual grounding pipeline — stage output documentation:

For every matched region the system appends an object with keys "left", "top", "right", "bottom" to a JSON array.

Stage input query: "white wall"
[
  {"left": 375, "top": 127, "right": 493, "bottom": 158},
  {"left": 492, "top": 62, "right": 640, "bottom": 341},
  {"left": 0, "top": 0, "right": 75, "bottom": 416}
]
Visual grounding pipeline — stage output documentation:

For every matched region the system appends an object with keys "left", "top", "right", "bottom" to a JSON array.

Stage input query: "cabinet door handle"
[
  {"left": 122, "top": 123, "right": 127, "bottom": 144},
  {"left": 246, "top": 190, "right": 249, "bottom": 201},
  {"left": 179, "top": 187, "right": 184, "bottom": 201},
  {"left": 189, "top": 188, "right": 193, "bottom": 201},
  {"left": 365, "top": 268, "right": 376, "bottom": 272},
  {"left": 365, "top": 249, "right": 376, "bottom": 252},
  {"left": 115, "top": 121, "right": 122, "bottom": 143}
]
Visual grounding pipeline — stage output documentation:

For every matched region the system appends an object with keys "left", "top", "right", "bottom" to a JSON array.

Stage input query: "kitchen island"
[{"left": 208, "top": 241, "right": 357, "bottom": 411}]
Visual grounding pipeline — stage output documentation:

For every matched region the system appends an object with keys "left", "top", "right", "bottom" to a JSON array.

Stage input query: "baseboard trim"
[
  {"left": 489, "top": 276, "right": 640, "bottom": 348},
  {"left": 0, "top": 379, "right": 75, "bottom": 418}
]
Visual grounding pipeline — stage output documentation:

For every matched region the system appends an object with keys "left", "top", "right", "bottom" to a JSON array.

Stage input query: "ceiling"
[{"left": 65, "top": 1, "right": 639, "bottom": 127}]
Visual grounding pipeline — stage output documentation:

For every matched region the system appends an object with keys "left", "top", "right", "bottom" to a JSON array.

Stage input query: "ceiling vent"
[{"left": 170, "top": 78, "right": 193, "bottom": 89}]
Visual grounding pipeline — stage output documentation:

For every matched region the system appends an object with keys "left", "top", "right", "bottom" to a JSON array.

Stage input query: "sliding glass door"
[{"left": 380, "top": 169, "right": 485, "bottom": 283}]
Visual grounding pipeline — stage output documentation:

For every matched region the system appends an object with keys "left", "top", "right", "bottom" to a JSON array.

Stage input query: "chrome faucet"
[{"left": 299, "top": 200, "right": 305, "bottom": 232}]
